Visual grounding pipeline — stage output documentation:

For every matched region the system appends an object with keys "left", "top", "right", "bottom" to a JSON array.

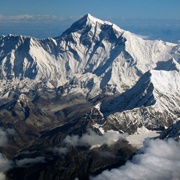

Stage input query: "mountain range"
[{"left": 0, "top": 14, "right": 180, "bottom": 180}]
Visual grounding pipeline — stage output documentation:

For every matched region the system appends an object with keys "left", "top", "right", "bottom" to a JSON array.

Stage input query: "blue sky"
[
  {"left": 0, "top": 0, "right": 180, "bottom": 19},
  {"left": 0, "top": 0, "right": 180, "bottom": 42}
]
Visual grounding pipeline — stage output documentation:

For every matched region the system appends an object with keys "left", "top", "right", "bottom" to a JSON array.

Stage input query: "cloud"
[
  {"left": 63, "top": 129, "right": 126, "bottom": 148},
  {"left": 52, "top": 147, "right": 69, "bottom": 154},
  {"left": 6, "top": 128, "right": 16, "bottom": 135},
  {"left": 0, "top": 153, "right": 12, "bottom": 172},
  {"left": 16, "top": 157, "right": 45, "bottom": 167},
  {"left": 49, "top": 130, "right": 125, "bottom": 156},
  {"left": 0, "top": 14, "right": 78, "bottom": 23},
  {"left": 0, "top": 153, "right": 12, "bottom": 179},
  {"left": 0, "top": 173, "right": 5, "bottom": 180},
  {"left": 92, "top": 139, "right": 180, "bottom": 180},
  {"left": 0, "top": 128, "right": 16, "bottom": 147},
  {"left": 0, "top": 14, "right": 33, "bottom": 22},
  {"left": 0, "top": 129, "right": 8, "bottom": 147}
]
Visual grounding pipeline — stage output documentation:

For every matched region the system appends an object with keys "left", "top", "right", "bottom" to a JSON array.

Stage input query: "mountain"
[
  {"left": 0, "top": 14, "right": 180, "bottom": 179},
  {"left": 0, "top": 14, "right": 179, "bottom": 98},
  {"left": 160, "top": 120, "right": 180, "bottom": 140},
  {"left": 100, "top": 69, "right": 180, "bottom": 133}
]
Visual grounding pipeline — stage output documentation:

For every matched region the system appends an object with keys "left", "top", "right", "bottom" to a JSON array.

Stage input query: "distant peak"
[
  {"left": 85, "top": 13, "right": 97, "bottom": 21},
  {"left": 86, "top": 13, "right": 93, "bottom": 18},
  {"left": 60, "top": 13, "right": 124, "bottom": 38},
  {"left": 80, "top": 13, "right": 101, "bottom": 24}
]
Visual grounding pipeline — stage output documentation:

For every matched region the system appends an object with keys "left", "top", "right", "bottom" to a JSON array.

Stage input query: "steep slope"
[
  {"left": 160, "top": 121, "right": 180, "bottom": 140},
  {"left": 0, "top": 14, "right": 179, "bottom": 98},
  {"left": 100, "top": 70, "right": 180, "bottom": 133},
  {"left": 56, "top": 13, "right": 178, "bottom": 94},
  {"left": 0, "top": 35, "right": 62, "bottom": 85}
]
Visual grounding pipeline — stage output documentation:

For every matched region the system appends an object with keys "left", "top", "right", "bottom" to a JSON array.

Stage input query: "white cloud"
[
  {"left": 63, "top": 129, "right": 126, "bottom": 148},
  {"left": 52, "top": 147, "right": 69, "bottom": 154},
  {"left": 0, "top": 14, "right": 78, "bottom": 23},
  {"left": 0, "top": 129, "right": 8, "bottom": 147},
  {"left": 0, "top": 128, "right": 16, "bottom": 147},
  {"left": 16, "top": 157, "right": 45, "bottom": 167},
  {"left": 0, "top": 150, "right": 12, "bottom": 179},
  {"left": 0, "top": 153, "right": 12, "bottom": 172},
  {"left": 92, "top": 139, "right": 180, "bottom": 180},
  {"left": 6, "top": 128, "right": 16, "bottom": 135},
  {"left": 0, "top": 14, "right": 33, "bottom": 22},
  {"left": 0, "top": 153, "right": 12, "bottom": 180},
  {"left": 0, "top": 173, "right": 5, "bottom": 180}
]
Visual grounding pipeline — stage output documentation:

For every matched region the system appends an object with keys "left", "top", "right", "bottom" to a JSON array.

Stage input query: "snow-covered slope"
[
  {"left": 0, "top": 14, "right": 179, "bottom": 98},
  {"left": 101, "top": 69, "right": 180, "bottom": 133}
]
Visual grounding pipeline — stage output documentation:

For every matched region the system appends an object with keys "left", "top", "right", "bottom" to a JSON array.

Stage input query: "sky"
[
  {"left": 0, "top": 0, "right": 180, "bottom": 19},
  {"left": 0, "top": 0, "right": 180, "bottom": 42}
]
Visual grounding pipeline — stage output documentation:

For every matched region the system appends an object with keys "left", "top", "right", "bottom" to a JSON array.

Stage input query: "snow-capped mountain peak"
[
  {"left": 81, "top": 13, "right": 123, "bottom": 32},
  {"left": 0, "top": 14, "right": 180, "bottom": 98},
  {"left": 73, "top": 13, "right": 121, "bottom": 29}
]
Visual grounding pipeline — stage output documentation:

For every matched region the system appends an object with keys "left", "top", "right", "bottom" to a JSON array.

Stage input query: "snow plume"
[
  {"left": 0, "top": 153, "right": 12, "bottom": 180},
  {"left": 92, "top": 139, "right": 180, "bottom": 180},
  {"left": 63, "top": 129, "right": 126, "bottom": 148}
]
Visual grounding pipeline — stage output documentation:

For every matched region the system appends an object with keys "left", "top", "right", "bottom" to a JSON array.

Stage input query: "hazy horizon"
[
  {"left": 0, "top": 15, "right": 180, "bottom": 43},
  {"left": 1, "top": 0, "right": 180, "bottom": 42}
]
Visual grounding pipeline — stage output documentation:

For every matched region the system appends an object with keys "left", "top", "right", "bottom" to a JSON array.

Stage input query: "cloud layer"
[
  {"left": 16, "top": 157, "right": 45, "bottom": 167},
  {"left": 92, "top": 139, "right": 180, "bottom": 180},
  {"left": 0, "top": 128, "right": 16, "bottom": 179},
  {"left": 0, "top": 129, "right": 8, "bottom": 147},
  {"left": 0, "top": 153, "right": 12, "bottom": 172},
  {"left": 0, "top": 153, "right": 12, "bottom": 180},
  {"left": 0, "top": 128, "right": 15, "bottom": 147},
  {"left": 63, "top": 129, "right": 126, "bottom": 148},
  {"left": 0, "top": 14, "right": 78, "bottom": 23},
  {"left": 52, "top": 130, "right": 126, "bottom": 154}
]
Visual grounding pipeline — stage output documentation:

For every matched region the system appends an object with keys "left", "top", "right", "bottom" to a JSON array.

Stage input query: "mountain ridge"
[
  {"left": 0, "top": 14, "right": 179, "bottom": 98},
  {"left": 100, "top": 69, "right": 180, "bottom": 133}
]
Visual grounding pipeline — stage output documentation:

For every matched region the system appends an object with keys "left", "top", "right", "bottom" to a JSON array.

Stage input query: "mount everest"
[
  {"left": 0, "top": 14, "right": 180, "bottom": 179},
  {"left": 0, "top": 14, "right": 179, "bottom": 97}
]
